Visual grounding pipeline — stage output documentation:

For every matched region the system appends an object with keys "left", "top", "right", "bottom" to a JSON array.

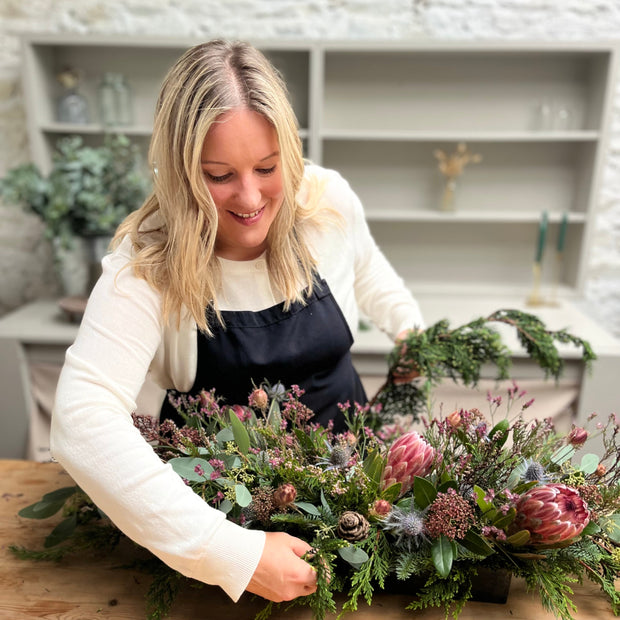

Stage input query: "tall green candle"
[
  {"left": 535, "top": 210, "right": 548, "bottom": 264},
  {"left": 557, "top": 211, "right": 568, "bottom": 253}
]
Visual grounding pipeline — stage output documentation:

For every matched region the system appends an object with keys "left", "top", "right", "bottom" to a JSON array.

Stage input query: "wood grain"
[{"left": 0, "top": 459, "right": 616, "bottom": 619}]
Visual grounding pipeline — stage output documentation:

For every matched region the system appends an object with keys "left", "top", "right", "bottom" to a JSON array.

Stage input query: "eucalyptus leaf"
[
  {"left": 579, "top": 453, "right": 599, "bottom": 475},
  {"left": 18, "top": 485, "right": 78, "bottom": 520},
  {"left": 266, "top": 399, "right": 282, "bottom": 430},
  {"left": 229, "top": 409, "right": 251, "bottom": 454},
  {"left": 599, "top": 513, "right": 620, "bottom": 544},
  {"left": 169, "top": 457, "right": 214, "bottom": 482},
  {"left": 234, "top": 484, "right": 252, "bottom": 508},
  {"left": 44, "top": 514, "right": 77, "bottom": 548},
  {"left": 216, "top": 427, "right": 235, "bottom": 444},
  {"left": 338, "top": 545, "right": 369, "bottom": 569},
  {"left": 218, "top": 499, "right": 233, "bottom": 514}
]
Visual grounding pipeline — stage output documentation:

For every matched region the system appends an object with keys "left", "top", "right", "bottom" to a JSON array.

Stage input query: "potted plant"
[{"left": 0, "top": 133, "right": 149, "bottom": 296}]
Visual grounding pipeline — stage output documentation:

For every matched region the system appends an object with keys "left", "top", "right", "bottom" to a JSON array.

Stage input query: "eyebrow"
[{"left": 201, "top": 150, "right": 280, "bottom": 165}]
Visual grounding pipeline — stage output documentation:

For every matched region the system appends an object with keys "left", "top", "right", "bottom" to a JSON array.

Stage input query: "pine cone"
[{"left": 337, "top": 511, "right": 370, "bottom": 542}]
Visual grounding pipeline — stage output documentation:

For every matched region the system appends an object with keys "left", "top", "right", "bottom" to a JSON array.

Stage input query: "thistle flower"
[
  {"left": 523, "top": 460, "right": 548, "bottom": 483},
  {"left": 317, "top": 440, "right": 352, "bottom": 470},
  {"left": 380, "top": 431, "right": 435, "bottom": 495},
  {"left": 337, "top": 511, "right": 370, "bottom": 542},
  {"left": 514, "top": 483, "right": 590, "bottom": 545},
  {"left": 382, "top": 505, "right": 427, "bottom": 550}
]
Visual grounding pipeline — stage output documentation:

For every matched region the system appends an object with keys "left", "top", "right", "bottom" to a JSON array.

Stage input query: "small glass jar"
[{"left": 98, "top": 72, "right": 133, "bottom": 126}]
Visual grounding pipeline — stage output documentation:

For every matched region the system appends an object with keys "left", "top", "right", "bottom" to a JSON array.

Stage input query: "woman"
[{"left": 51, "top": 40, "right": 424, "bottom": 604}]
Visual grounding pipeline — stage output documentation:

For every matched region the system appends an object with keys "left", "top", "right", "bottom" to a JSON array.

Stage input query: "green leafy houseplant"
[
  {"left": 0, "top": 134, "right": 149, "bottom": 248},
  {"left": 10, "top": 312, "right": 618, "bottom": 620}
]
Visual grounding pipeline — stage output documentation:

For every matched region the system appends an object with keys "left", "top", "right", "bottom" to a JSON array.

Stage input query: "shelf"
[
  {"left": 364, "top": 210, "right": 588, "bottom": 223},
  {"left": 40, "top": 123, "right": 310, "bottom": 140},
  {"left": 320, "top": 130, "right": 600, "bottom": 142}
]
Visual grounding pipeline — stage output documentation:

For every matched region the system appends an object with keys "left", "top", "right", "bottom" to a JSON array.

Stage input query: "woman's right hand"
[{"left": 245, "top": 531, "right": 317, "bottom": 602}]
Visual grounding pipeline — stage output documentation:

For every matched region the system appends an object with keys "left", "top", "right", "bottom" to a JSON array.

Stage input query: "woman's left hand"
[{"left": 390, "top": 329, "right": 421, "bottom": 384}]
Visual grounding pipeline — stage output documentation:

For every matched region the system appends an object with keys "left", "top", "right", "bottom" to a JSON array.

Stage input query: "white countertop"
[{"left": 1, "top": 295, "right": 619, "bottom": 359}]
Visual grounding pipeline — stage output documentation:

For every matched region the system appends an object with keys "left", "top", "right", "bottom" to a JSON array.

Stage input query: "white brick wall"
[{"left": 1, "top": 0, "right": 619, "bottom": 335}]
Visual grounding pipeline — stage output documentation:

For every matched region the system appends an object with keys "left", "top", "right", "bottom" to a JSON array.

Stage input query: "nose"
[{"left": 235, "top": 175, "right": 262, "bottom": 210}]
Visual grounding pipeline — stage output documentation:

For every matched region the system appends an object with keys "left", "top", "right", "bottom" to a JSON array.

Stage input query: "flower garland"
[{"left": 11, "top": 311, "right": 618, "bottom": 620}]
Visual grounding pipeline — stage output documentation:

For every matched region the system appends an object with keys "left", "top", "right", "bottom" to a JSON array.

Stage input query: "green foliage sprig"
[
  {"left": 0, "top": 134, "right": 149, "bottom": 248},
  {"left": 374, "top": 308, "right": 597, "bottom": 421}
]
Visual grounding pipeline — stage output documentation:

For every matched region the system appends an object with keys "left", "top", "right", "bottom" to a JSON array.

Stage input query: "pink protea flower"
[
  {"left": 514, "top": 483, "right": 590, "bottom": 545},
  {"left": 380, "top": 431, "right": 435, "bottom": 495}
]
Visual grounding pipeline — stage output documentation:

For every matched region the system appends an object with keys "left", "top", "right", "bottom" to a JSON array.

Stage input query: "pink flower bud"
[
  {"left": 380, "top": 431, "right": 435, "bottom": 495},
  {"left": 595, "top": 463, "right": 606, "bottom": 477},
  {"left": 446, "top": 410, "right": 462, "bottom": 429},
  {"left": 369, "top": 499, "right": 392, "bottom": 518},
  {"left": 567, "top": 426, "right": 588, "bottom": 447},
  {"left": 272, "top": 483, "right": 297, "bottom": 508},
  {"left": 232, "top": 404, "right": 251, "bottom": 422},
  {"left": 249, "top": 388, "right": 269, "bottom": 411}
]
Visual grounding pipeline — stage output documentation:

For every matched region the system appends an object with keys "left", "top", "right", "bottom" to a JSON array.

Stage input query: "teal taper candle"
[
  {"left": 535, "top": 210, "right": 548, "bottom": 263},
  {"left": 557, "top": 211, "right": 568, "bottom": 253}
]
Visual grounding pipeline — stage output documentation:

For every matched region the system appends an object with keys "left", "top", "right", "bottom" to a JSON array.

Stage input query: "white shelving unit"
[
  {"left": 3, "top": 34, "right": 619, "bottom": 459},
  {"left": 21, "top": 36, "right": 618, "bottom": 296}
]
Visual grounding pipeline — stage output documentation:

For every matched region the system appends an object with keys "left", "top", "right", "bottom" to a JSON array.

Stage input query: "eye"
[
  {"left": 256, "top": 165, "right": 276, "bottom": 176},
  {"left": 204, "top": 171, "right": 232, "bottom": 183}
]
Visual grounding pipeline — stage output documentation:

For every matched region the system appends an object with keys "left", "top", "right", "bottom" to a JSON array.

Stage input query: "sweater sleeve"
[{"left": 50, "top": 245, "right": 265, "bottom": 601}]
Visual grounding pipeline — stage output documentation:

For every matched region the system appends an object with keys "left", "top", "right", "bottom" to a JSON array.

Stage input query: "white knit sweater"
[{"left": 50, "top": 165, "right": 424, "bottom": 601}]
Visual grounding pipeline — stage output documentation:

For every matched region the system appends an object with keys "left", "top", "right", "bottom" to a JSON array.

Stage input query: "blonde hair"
[{"left": 113, "top": 40, "right": 323, "bottom": 334}]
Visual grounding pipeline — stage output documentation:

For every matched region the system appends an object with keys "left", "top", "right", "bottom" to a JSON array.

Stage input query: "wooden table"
[{"left": 0, "top": 459, "right": 616, "bottom": 619}]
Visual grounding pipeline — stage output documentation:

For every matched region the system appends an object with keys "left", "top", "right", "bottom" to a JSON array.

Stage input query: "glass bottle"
[
  {"left": 98, "top": 72, "right": 117, "bottom": 126},
  {"left": 56, "top": 68, "right": 88, "bottom": 124},
  {"left": 98, "top": 72, "right": 133, "bottom": 126}
]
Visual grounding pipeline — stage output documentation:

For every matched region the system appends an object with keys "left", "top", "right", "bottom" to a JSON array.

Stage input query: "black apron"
[{"left": 161, "top": 278, "right": 366, "bottom": 432}]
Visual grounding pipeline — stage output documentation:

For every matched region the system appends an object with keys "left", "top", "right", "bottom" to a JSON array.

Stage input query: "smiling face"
[{"left": 201, "top": 108, "right": 284, "bottom": 261}]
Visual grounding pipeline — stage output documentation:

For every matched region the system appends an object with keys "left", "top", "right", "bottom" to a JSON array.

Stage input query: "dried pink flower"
[{"left": 425, "top": 488, "right": 475, "bottom": 540}]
